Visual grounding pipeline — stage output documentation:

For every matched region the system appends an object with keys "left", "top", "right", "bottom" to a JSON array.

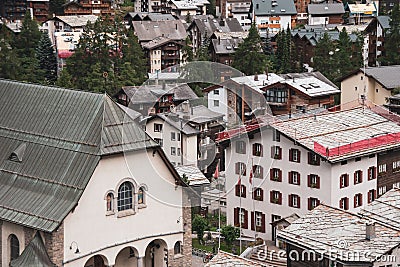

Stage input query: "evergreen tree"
[
  {"left": 182, "top": 36, "right": 194, "bottom": 62},
  {"left": 313, "top": 32, "right": 335, "bottom": 81},
  {"left": 333, "top": 28, "right": 353, "bottom": 79},
  {"left": 232, "top": 23, "right": 267, "bottom": 75},
  {"left": 0, "top": 26, "right": 22, "bottom": 80},
  {"left": 380, "top": 3, "right": 400, "bottom": 65},
  {"left": 49, "top": 0, "right": 66, "bottom": 15},
  {"left": 36, "top": 33, "right": 58, "bottom": 84}
]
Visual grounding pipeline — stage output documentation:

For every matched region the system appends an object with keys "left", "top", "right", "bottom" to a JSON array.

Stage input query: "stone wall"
[{"left": 44, "top": 223, "right": 64, "bottom": 267}]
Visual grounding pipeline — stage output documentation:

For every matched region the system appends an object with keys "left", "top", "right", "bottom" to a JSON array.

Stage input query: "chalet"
[
  {"left": 123, "top": 12, "right": 176, "bottom": 25},
  {"left": 307, "top": 2, "right": 345, "bottom": 26},
  {"left": 225, "top": 0, "right": 251, "bottom": 29},
  {"left": 384, "top": 93, "right": 400, "bottom": 114},
  {"left": 0, "top": 79, "right": 191, "bottom": 267},
  {"left": 278, "top": 188, "right": 400, "bottom": 267},
  {"left": 168, "top": 0, "right": 209, "bottom": 16},
  {"left": 345, "top": 2, "right": 378, "bottom": 25},
  {"left": 365, "top": 15, "right": 390, "bottom": 67},
  {"left": 339, "top": 65, "right": 400, "bottom": 105},
  {"left": 63, "top": 0, "right": 113, "bottom": 17},
  {"left": 0, "top": 0, "right": 49, "bottom": 22}
]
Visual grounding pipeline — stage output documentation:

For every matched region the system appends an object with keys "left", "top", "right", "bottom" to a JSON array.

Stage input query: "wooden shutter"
[
  {"left": 235, "top": 184, "right": 239, "bottom": 196},
  {"left": 278, "top": 192, "right": 282, "bottom": 205},
  {"left": 308, "top": 152, "right": 312, "bottom": 164},
  {"left": 279, "top": 169, "right": 283, "bottom": 181},
  {"left": 270, "top": 169, "right": 273, "bottom": 180},
  {"left": 297, "top": 151, "right": 301, "bottom": 163},
  {"left": 368, "top": 191, "right": 372, "bottom": 204},
  {"left": 368, "top": 168, "right": 372, "bottom": 180},
  {"left": 339, "top": 199, "right": 343, "bottom": 209},
  {"left": 270, "top": 191, "right": 273, "bottom": 203},
  {"left": 252, "top": 144, "right": 256, "bottom": 156},
  {"left": 243, "top": 164, "right": 246, "bottom": 176},
  {"left": 316, "top": 176, "right": 320, "bottom": 189},
  {"left": 289, "top": 149, "right": 293, "bottom": 161},
  {"left": 235, "top": 162, "right": 239, "bottom": 174},
  {"left": 345, "top": 198, "right": 349, "bottom": 210},
  {"left": 260, "top": 188, "right": 264, "bottom": 201},
  {"left": 261, "top": 213, "right": 266, "bottom": 233},
  {"left": 360, "top": 170, "right": 363, "bottom": 183},
  {"left": 289, "top": 172, "right": 292, "bottom": 184},
  {"left": 260, "top": 166, "right": 264, "bottom": 178},
  {"left": 244, "top": 210, "right": 248, "bottom": 229},
  {"left": 242, "top": 185, "right": 246, "bottom": 198},
  {"left": 234, "top": 208, "right": 239, "bottom": 226},
  {"left": 359, "top": 194, "right": 363, "bottom": 206},
  {"left": 297, "top": 196, "right": 301, "bottom": 208},
  {"left": 308, "top": 198, "right": 312, "bottom": 210},
  {"left": 271, "top": 146, "right": 274, "bottom": 158},
  {"left": 307, "top": 175, "right": 311, "bottom": 187},
  {"left": 354, "top": 195, "right": 357, "bottom": 208},
  {"left": 288, "top": 194, "right": 293, "bottom": 207},
  {"left": 316, "top": 199, "right": 320, "bottom": 206},
  {"left": 251, "top": 211, "right": 255, "bottom": 230},
  {"left": 346, "top": 174, "right": 349, "bottom": 187},
  {"left": 278, "top": 147, "right": 282, "bottom": 159}
]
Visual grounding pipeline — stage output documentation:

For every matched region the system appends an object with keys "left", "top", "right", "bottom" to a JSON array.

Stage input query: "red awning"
[{"left": 58, "top": 50, "right": 74, "bottom": 59}]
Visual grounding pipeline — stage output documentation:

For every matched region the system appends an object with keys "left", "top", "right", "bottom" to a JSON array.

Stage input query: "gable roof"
[
  {"left": 188, "top": 17, "right": 243, "bottom": 36},
  {"left": 308, "top": 3, "right": 345, "bottom": 15},
  {"left": 144, "top": 114, "right": 200, "bottom": 136},
  {"left": 0, "top": 79, "right": 158, "bottom": 232},
  {"left": 364, "top": 65, "right": 400, "bottom": 89},
  {"left": 132, "top": 20, "right": 187, "bottom": 42},
  {"left": 205, "top": 251, "right": 264, "bottom": 267},
  {"left": 10, "top": 232, "right": 55, "bottom": 267},
  {"left": 47, "top": 15, "right": 98, "bottom": 28},
  {"left": 211, "top": 36, "right": 244, "bottom": 54},
  {"left": 253, "top": 0, "right": 297, "bottom": 16},
  {"left": 142, "top": 36, "right": 181, "bottom": 50}
]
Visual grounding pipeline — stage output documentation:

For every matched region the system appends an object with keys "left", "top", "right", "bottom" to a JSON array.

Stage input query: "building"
[
  {"left": 339, "top": 65, "right": 400, "bottom": 105},
  {"left": 307, "top": 2, "right": 345, "bottom": 26},
  {"left": 116, "top": 83, "right": 198, "bottom": 115},
  {"left": 210, "top": 32, "right": 247, "bottom": 68},
  {"left": 384, "top": 93, "right": 400, "bottom": 114},
  {"left": 204, "top": 251, "right": 264, "bottom": 267},
  {"left": 218, "top": 103, "right": 400, "bottom": 241},
  {"left": 225, "top": 0, "right": 251, "bottom": 29},
  {"left": 278, "top": 188, "right": 400, "bottom": 267},
  {"left": 365, "top": 15, "right": 390, "bottom": 67},
  {"left": 187, "top": 16, "right": 243, "bottom": 55},
  {"left": 131, "top": 20, "right": 187, "bottom": 73},
  {"left": 379, "top": 0, "right": 400, "bottom": 14},
  {"left": 251, "top": 0, "right": 297, "bottom": 35},
  {"left": 63, "top": 0, "right": 114, "bottom": 17},
  {"left": 168, "top": 0, "right": 209, "bottom": 16},
  {"left": 345, "top": 2, "right": 378, "bottom": 25},
  {"left": 0, "top": 0, "right": 49, "bottom": 22},
  {"left": 123, "top": 12, "right": 176, "bottom": 24},
  {"left": 0, "top": 79, "right": 191, "bottom": 267}
]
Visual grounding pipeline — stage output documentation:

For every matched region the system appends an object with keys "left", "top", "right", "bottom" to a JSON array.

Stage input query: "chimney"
[
  {"left": 366, "top": 222, "right": 376, "bottom": 240},
  {"left": 254, "top": 74, "right": 259, "bottom": 81}
]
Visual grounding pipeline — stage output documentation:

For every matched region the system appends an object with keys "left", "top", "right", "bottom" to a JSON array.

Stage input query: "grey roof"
[
  {"left": 49, "top": 15, "right": 98, "bottom": 28},
  {"left": 122, "top": 83, "right": 198, "bottom": 104},
  {"left": 132, "top": 20, "right": 187, "bottom": 42},
  {"left": 253, "top": 0, "right": 297, "bottom": 16},
  {"left": 292, "top": 28, "right": 358, "bottom": 46},
  {"left": 189, "top": 17, "right": 243, "bottom": 36},
  {"left": 364, "top": 65, "right": 400, "bottom": 89},
  {"left": 308, "top": 3, "right": 345, "bottom": 15},
  {"left": 175, "top": 164, "right": 209, "bottom": 185},
  {"left": 175, "top": 105, "right": 224, "bottom": 124},
  {"left": 145, "top": 114, "right": 200, "bottom": 136},
  {"left": 145, "top": 13, "right": 176, "bottom": 21},
  {"left": 211, "top": 37, "right": 244, "bottom": 54},
  {"left": 377, "top": 15, "right": 390, "bottom": 29},
  {"left": 11, "top": 232, "right": 55, "bottom": 267},
  {"left": 143, "top": 36, "right": 179, "bottom": 50},
  {"left": 205, "top": 251, "right": 264, "bottom": 267},
  {"left": 278, "top": 204, "right": 400, "bottom": 263},
  {"left": 359, "top": 188, "right": 400, "bottom": 230},
  {"left": 0, "top": 79, "right": 158, "bottom": 232},
  {"left": 271, "top": 213, "right": 300, "bottom": 225}
]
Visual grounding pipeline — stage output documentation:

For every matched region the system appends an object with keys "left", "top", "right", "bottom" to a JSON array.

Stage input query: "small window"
[
  {"left": 308, "top": 152, "right": 320, "bottom": 166},
  {"left": 355, "top": 157, "right": 361, "bottom": 162},
  {"left": 376, "top": 88, "right": 379, "bottom": 93},
  {"left": 177, "top": 148, "right": 181, "bottom": 156},
  {"left": 9, "top": 234, "right": 19, "bottom": 262},
  {"left": 270, "top": 168, "right": 282, "bottom": 182},
  {"left": 252, "top": 143, "right": 263, "bottom": 157},
  {"left": 270, "top": 190, "right": 282, "bottom": 205},
  {"left": 308, "top": 197, "right": 320, "bottom": 210},
  {"left": 368, "top": 189, "right": 376, "bottom": 204},
  {"left": 213, "top": 100, "right": 219, "bottom": 107},
  {"left": 340, "top": 174, "right": 349, "bottom": 188},
  {"left": 174, "top": 241, "right": 182, "bottom": 254},
  {"left": 154, "top": 138, "right": 163, "bottom": 147},
  {"left": 171, "top": 147, "right": 176, "bottom": 156},
  {"left": 339, "top": 197, "right": 349, "bottom": 210},
  {"left": 393, "top": 160, "right": 400, "bottom": 172},
  {"left": 138, "top": 187, "right": 145, "bottom": 205},
  {"left": 354, "top": 170, "right": 363, "bottom": 184},
  {"left": 308, "top": 174, "right": 320, "bottom": 189},
  {"left": 106, "top": 193, "right": 114, "bottom": 211},
  {"left": 255, "top": 212, "right": 262, "bottom": 227},
  {"left": 253, "top": 188, "right": 263, "bottom": 201},
  {"left": 368, "top": 167, "right": 376, "bottom": 180},
  {"left": 177, "top": 133, "right": 181, "bottom": 141},
  {"left": 154, "top": 123, "right": 163, "bottom": 132},
  {"left": 289, "top": 194, "right": 300, "bottom": 208},
  {"left": 341, "top": 160, "right": 348, "bottom": 165},
  {"left": 271, "top": 146, "right": 282, "bottom": 159},
  {"left": 253, "top": 165, "right": 263, "bottom": 178},
  {"left": 117, "top": 182, "right": 133, "bottom": 211},
  {"left": 289, "top": 171, "right": 300, "bottom": 185},
  {"left": 171, "top": 132, "right": 176, "bottom": 141},
  {"left": 378, "top": 164, "right": 387, "bottom": 173},
  {"left": 236, "top": 140, "right": 246, "bottom": 154},
  {"left": 354, "top": 193, "right": 363, "bottom": 207},
  {"left": 213, "top": 89, "right": 219, "bottom": 95},
  {"left": 289, "top": 148, "right": 300, "bottom": 163},
  {"left": 235, "top": 162, "right": 246, "bottom": 176},
  {"left": 235, "top": 184, "right": 246, "bottom": 197},
  {"left": 273, "top": 129, "right": 280, "bottom": 142}
]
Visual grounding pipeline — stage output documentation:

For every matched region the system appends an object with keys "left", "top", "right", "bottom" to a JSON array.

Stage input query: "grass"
[{"left": 192, "top": 238, "right": 246, "bottom": 255}]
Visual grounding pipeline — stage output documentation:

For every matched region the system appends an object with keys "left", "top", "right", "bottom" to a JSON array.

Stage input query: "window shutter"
[
  {"left": 278, "top": 192, "right": 282, "bottom": 205},
  {"left": 316, "top": 176, "right": 320, "bottom": 189},
  {"left": 340, "top": 199, "right": 343, "bottom": 209},
  {"left": 242, "top": 186, "right": 246, "bottom": 198},
  {"left": 354, "top": 172, "right": 357, "bottom": 184},
  {"left": 235, "top": 162, "right": 239, "bottom": 174},
  {"left": 308, "top": 198, "right": 312, "bottom": 210},
  {"left": 359, "top": 194, "right": 363, "bottom": 206},
  {"left": 271, "top": 146, "right": 274, "bottom": 158},
  {"left": 316, "top": 156, "right": 320, "bottom": 166},
  {"left": 270, "top": 191, "right": 273, "bottom": 203},
  {"left": 297, "top": 196, "right": 301, "bottom": 208},
  {"left": 289, "top": 194, "right": 293, "bottom": 207},
  {"left": 278, "top": 147, "right": 282, "bottom": 159},
  {"left": 278, "top": 169, "right": 282, "bottom": 181},
  {"left": 308, "top": 152, "right": 311, "bottom": 164},
  {"left": 374, "top": 167, "right": 377, "bottom": 179},
  {"left": 316, "top": 199, "right": 320, "bottom": 206},
  {"left": 244, "top": 210, "right": 248, "bottom": 229},
  {"left": 234, "top": 208, "right": 239, "bottom": 226},
  {"left": 289, "top": 149, "right": 293, "bottom": 161},
  {"left": 346, "top": 174, "right": 349, "bottom": 187},
  {"left": 252, "top": 190, "right": 255, "bottom": 200},
  {"left": 235, "top": 184, "right": 240, "bottom": 196},
  {"left": 368, "top": 168, "right": 372, "bottom": 180},
  {"left": 307, "top": 175, "right": 311, "bottom": 187},
  {"left": 270, "top": 169, "right": 273, "bottom": 180},
  {"left": 251, "top": 211, "right": 255, "bottom": 231},
  {"left": 345, "top": 198, "right": 349, "bottom": 210},
  {"left": 252, "top": 144, "right": 256, "bottom": 156},
  {"left": 260, "top": 189, "right": 264, "bottom": 201},
  {"left": 354, "top": 195, "right": 357, "bottom": 208},
  {"left": 298, "top": 151, "right": 301, "bottom": 163},
  {"left": 368, "top": 191, "right": 372, "bottom": 204},
  {"left": 289, "top": 172, "right": 292, "bottom": 184},
  {"left": 243, "top": 165, "right": 246, "bottom": 176},
  {"left": 261, "top": 213, "right": 266, "bottom": 233},
  {"left": 360, "top": 170, "right": 363, "bottom": 183},
  {"left": 260, "top": 166, "right": 264, "bottom": 178}
]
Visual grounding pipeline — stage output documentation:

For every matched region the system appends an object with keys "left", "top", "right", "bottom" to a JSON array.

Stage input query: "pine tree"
[
  {"left": 380, "top": 3, "right": 400, "bottom": 65},
  {"left": 0, "top": 26, "right": 22, "bottom": 80},
  {"left": 36, "top": 33, "right": 58, "bottom": 84},
  {"left": 232, "top": 23, "right": 267, "bottom": 75},
  {"left": 333, "top": 28, "right": 353, "bottom": 79},
  {"left": 49, "top": 0, "right": 66, "bottom": 15},
  {"left": 182, "top": 36, "right": 194, "bottom": 63},
  {"left": 314, "top": 32, "right": 335, "bottom": 81}
]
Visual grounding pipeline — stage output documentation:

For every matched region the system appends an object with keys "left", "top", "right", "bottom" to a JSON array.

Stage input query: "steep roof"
[
  {"left": 364, "top": 65, "right": 400, "bottom": 89},
  {"left": 49, "top": 15, "right": 98, "bottom": 27},
  {"left": 253, "top": 0, "right": 297, "bottom": 16},
  {"left": 211, "top": 37, "right": 244, "bottom": 54},
  {"left": 0, "top": 79, "right": 158, "bottom": 232},
  {"left": 144, "top": 114, "right": 200, "bottom": 136},
  {"left": 377, "top": 15, "right": 390, "bottom": 29},
  {"left": 308, "top": 3, "right": 345, "bottom": 15},
  {"left": 132, "top": 20, "right": 187, "bottom": 42},
  {"left": 189, "top": 17, "right": 243, "bottom": 36}
]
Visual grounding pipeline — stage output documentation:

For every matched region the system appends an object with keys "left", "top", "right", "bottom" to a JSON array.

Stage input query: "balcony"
[{"left": 162, "top": 53, "right": 179, "bottom": 60}]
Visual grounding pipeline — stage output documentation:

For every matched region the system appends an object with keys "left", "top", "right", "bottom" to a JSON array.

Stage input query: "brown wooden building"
[{"left": 63, "top": 0, "right": 113, "bottom": 17}]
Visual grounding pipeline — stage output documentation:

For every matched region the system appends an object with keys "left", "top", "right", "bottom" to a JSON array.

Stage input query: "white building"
[
  {"left": 0, "top": 80, "right": 191, "bottom": 267},
  {"left": 219, "top": 104, "right": 400, "bottom": 241}
]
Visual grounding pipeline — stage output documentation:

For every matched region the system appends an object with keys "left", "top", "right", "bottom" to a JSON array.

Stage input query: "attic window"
[
  {"left": 8, "top": 143, "right": 26, "bottom": 163},
  {"left": 309, "top": 83, "right": 320, "bottom": 88},
  {"left": 300, "top": 84, "right": 312, "bottom": 90},
  {"left": 281, "top": 9, "right": 286, "bottom": 12}
]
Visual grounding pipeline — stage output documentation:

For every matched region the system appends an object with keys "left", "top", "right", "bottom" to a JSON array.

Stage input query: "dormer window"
[{"left": 8, "top": 143, "right": 26, "bottom": 163}]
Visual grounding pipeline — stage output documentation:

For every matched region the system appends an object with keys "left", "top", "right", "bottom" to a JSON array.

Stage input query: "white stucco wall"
[
  {"left": 1, "top": 222, "right": 26, "bottom": 266},
  {"left": 63, "top": 149, "right": 184, "bottom": 266},
  {"left": 149, "top": 49, "right": 162, "bottom": 74},
  {"left": 207, "top": 87, "right": 228, "bottom": 121}
]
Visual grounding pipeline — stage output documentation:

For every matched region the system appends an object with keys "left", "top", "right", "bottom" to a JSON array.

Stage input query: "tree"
[
  {"left": 49, "top": 0, "right": 66, "bottom": 15},
  {"left": 380, "top": 3, "right": 400, "bottom": 65},
  {"left": 221, "top": 225, "right": 240, "bottom": 250},
  {"left": 182, "top": 36, "right": 194, "bottom": 62},
  {"left": 313, "top": 32, "right": 336, "bottom": 81},
  {"left": 192, "top": 215, "right": 208, "bottom": 245},
  {"left": 232, "top": 23, "right": 267, "bottom": 75},
  {"left": 36, "top": 33, "right": 58, "bottom": 84},
  {"left": 0, "top": 26, "right": 22, "bottom": 80}
]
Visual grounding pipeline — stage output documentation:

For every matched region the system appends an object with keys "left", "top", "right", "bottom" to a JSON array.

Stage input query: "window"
[
  {"left": 289, "top": 149, "right": 301, "bottom": 163},
  {"left": 235, "top": 162, "right": 246, "bottom": 176},
  {"left": 255, "top": 212, "right": 262, "bottom": 227},
  {"left": 154, "top": 123, "right": 163, "bottom": 132},
  {"left": 270, "top": 168, "right": 282, "bottom": 182},
  {"left": 339, "top": 197, "right": 349, "bottom": 210},
  {"left": 378, "top": 186, "right": 387, "bottom": 196},
  {"left": 271, "top": 145, "right": 282, "bottom": 159},
  {"left": 138, "top": 187, "right": 145, "bottom": 205},
  {"left": 273, "top": 129, "right": 280, "bottom": 142},
  {"left": 378, "top": 164, "right": 387, "bottom": 173},
  {"left": 213, "top": 89, "right": 219, "bottom": 95},
  {"left": 354, "top": 193, "right": 363, "bottom": 208},
  {"left": 235, "top": 184, "right": 246, "bottom": 198},
  {"left": 341, "top": 160, "right": 348, "bottom": 165},
  {"left": 117, "top": 182, "right": 133, "bottom": 211},
  {"left": 177, "top": 148, "right": 181, "bottom": 156},
  {"left": 213, "top": 100, "right": 219, "bottom": 107},
  {"left": 340, "top": 174, "right": 349, "bottom": 188},
  {"left": 236, "top": 140, "right": 246, "bottom": 154},
  {"left": 177, "top": 133, "right": 181, "bottom": 141},
  {"left": 171, "top": 132, "right": 176, "bottom": 141},
  {"left": 393, "top": 160, "right": 400, "bottom": 171},
  {"left": 289, "top": 194, "right": 300, "bottom": 208},
  {"left": 253, "top": 188, "right": 263, "bottom": 201},
  {"left": 265, "top": 88, "right": 288, "bottom": 103},
  {"left": 106, "top": 193, "right": 114, "bottom": 211},
  {"left": 174, "top": 241, "right": 182, "bottom": 254},
  {"left": 368, "top": 189, "right": 376, "bottom": 204},
  {"left": 270, "top": 190, "right": 282, "bottom": 205},
  {"left": 9, "top": 234, "right": 19, "bottom": 262},
  {"left": 355, "top": 157, "right": 361, "bottom": 162},
  {"left": 234, "top": 208, "right": 248, "bottom": 228},
  {"left": 289, "top": 171, "right": 300, "bottom": 185},
  {"left": 253, "top": 165, "right": 263, "bottom": 178},
  {"left": 308, "top": 174, "right": 320, "bottom": 189},
  {"left": 252, "top": 143, "right": 263, "bottom": 157},
  {"left": 308, "top": 152, "right": 320, "bottom": 165},
  {"left": 308, "top": 197, "right": 320, "bottom": 210},
  {"left": 368, "top": 167, "right": 376, "bottom": 180},
  {"left": 154, "top": 138, "right": 163, "bottom": 147},
  {"left": 354, "top": 170, "right": 363, "bottom": 184},
  {"left": 171, "top": 147, "right": 176, "bottom": 156}
]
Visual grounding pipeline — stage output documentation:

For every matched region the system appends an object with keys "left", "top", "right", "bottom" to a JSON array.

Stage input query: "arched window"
[
  {"left": 174, "top": 241, "right": 182, "bottom": 255},
  {"left": 138, "top": 187, "right": 144, "bottom": 205},
  {"left": 118, "top": 182, "right": 133, "bottom": 211},
  {"left": 106, "top": 193, "right": 114, "bottom": 211},
  {"left": 9, "top": 234, "right": 19, "bottom": 261}
]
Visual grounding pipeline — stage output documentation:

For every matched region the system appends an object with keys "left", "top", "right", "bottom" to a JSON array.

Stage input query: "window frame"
[
  {"left": 117, "top": 182, "right": 134, "bottom": 212},
  {"left": 9, "top": 234, "right": 19, "bottom": 262},
  {"left": 154, "top": 123, "right": 163, "bottom": 132}
]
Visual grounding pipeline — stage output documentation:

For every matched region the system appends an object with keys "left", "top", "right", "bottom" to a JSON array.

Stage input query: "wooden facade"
[
  {"left": 377, "top": 150, "right": 400, "bottom": 197},
  {"left": 63, "top": 0, "right": 113, "bottom": 17}
]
